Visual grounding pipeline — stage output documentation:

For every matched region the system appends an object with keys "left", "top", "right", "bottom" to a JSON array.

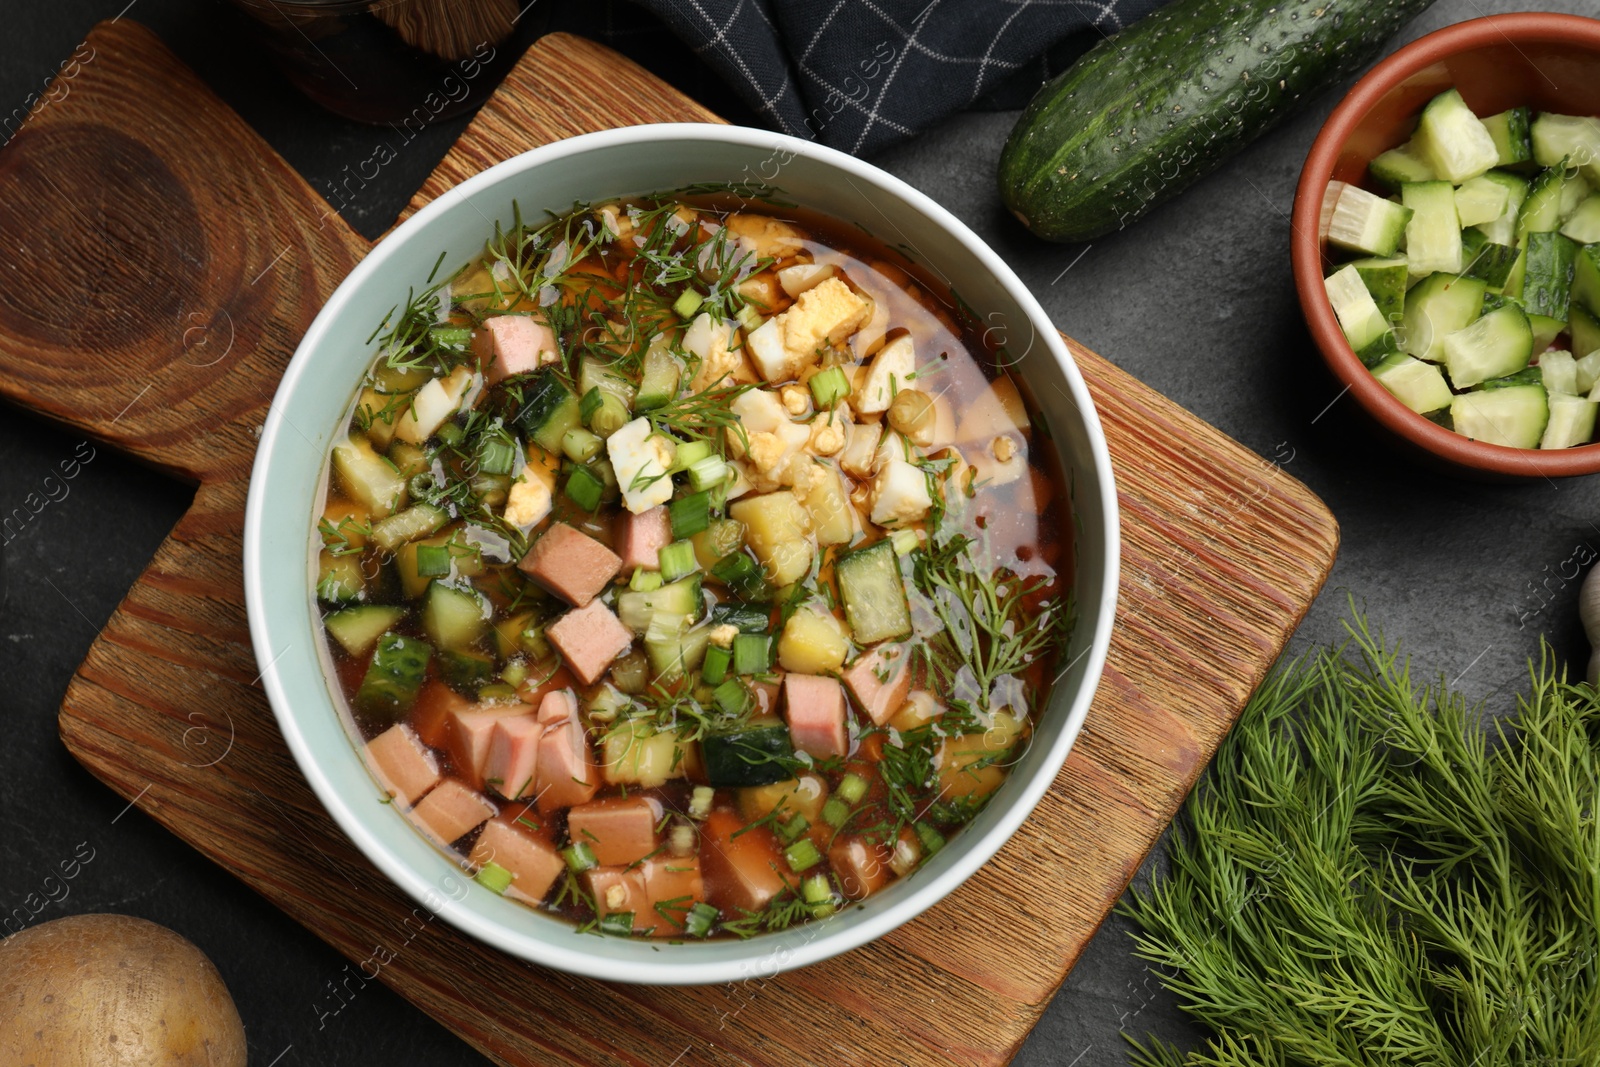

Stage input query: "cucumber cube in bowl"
[
  {"left": 1370, "top": 353, "right": 1453, "bottom": 414},
  {"left": 1401, "top": 272, "right": 1487, "bottom": 363},
  {"left": 1323, "top": 182, "right": 1412, "bottom": 256},
  {"left": 1561, "top": 196, "right": 1600, "bottom": 244},
  {"left": 1351, "top": 257, "right": 1408, "bottom": 328},
  {"left": 1414, "top": 90, "right": 1500, "bottom": 182},
  {"left": 1472, "top": 170, "right": 1531, "bottom": 246},
  {"left": 1530, "top": 112, "right": 1600, "bottom": 185},
  {"left": 1541, "top": 393, "right": 1598, "bottom": 449},
  {"left": 1442, "top": 303, "right": 1534, "bottom": 388},
  {"left": 1402, "top": 181, "right": 1465, "bottom": 275},
  {"left": 1324, "top": 264, "right": 1391, "bottom": 352},
  {"left": 1540, "top": 350, "right": 1579, "bottom": 396},
  {"left": 1481, "top": 107, "right": 1533, "bottom": 168},
  {"left": 1450, "top": 381, "right": 1549, "bottom": 449},
  {"left": 1455, "top": 175, "right": 1510, "bottom": 228},
  {"left": 1369, "top": 141, "right": 1435, "bottom": 189},
  {"left": 1522, "top": 232, "right": 1579, "bottom": 321},
  {"left": 1460, "top": 230, "right": 1520, "bottom": 288},
  {"left": 1572, "top": 244, "right": 1600, "bottom": 320}
]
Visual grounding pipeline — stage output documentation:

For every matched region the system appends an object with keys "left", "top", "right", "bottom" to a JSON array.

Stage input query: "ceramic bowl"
[
  {"left": 244, "top": 123, "right": 1119, "bottom": 984},
  {"left": 1292, "top": 12, "right": 1600, "bottom": 478}
]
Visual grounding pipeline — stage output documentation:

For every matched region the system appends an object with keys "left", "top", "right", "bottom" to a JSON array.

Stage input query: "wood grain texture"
[{"left": 0, "top": 24, "right": 1339, "bottom": 1067}]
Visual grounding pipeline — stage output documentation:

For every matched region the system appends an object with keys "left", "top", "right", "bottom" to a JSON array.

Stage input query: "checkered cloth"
[{"left": 628, "top": 0, "right": 1173, "bottom": 156}]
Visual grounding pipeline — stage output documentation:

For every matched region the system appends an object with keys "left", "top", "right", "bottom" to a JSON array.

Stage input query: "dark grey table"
[{"left": 4, "top": 1, "right": 1598, "bottom": 1063}]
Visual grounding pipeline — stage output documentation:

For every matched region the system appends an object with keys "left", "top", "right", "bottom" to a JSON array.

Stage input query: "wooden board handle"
[{"left": 0, "top": 22, "right": 368, "bottom": 484}]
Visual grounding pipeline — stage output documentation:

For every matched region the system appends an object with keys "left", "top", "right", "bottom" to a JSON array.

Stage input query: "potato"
[
  {"left": 936, "top": 711, "right": 1027, "bottom": 801},
  {"left": 0, "top": 914, "right": 246, "bottom": 1067},
  {"left": 778, "top": 607, "right": 850, "bottom": 675},
  {"left": 728, "top": 491, "right": 815, "bottom": 586},
  {"left": 738, "top": 773, "right": 829, "bottom": 826}
]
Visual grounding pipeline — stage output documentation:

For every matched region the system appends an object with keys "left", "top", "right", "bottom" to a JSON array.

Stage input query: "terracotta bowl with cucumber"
[{"left": 1292, "top": 12, "right": 1600, "bottom": 478}]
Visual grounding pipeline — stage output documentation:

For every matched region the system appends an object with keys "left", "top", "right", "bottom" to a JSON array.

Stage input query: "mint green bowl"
[{"left": 244, "top": 124, "right": 1119, "bottom": 985}]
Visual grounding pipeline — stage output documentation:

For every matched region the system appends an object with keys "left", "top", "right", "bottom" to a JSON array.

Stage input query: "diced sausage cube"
[
  {"left": 534, "top": 702, "right": 599, "bottom": 814},
  {"left": 842, "top": 645, "right": 912, "bottom": 727},
  {"left": 783, "top": 673, "right": 848, "bottom": 760},
  {"left": 475, "top": 314, "right": 557, "bottom": 384},
  {"left": 584, "top": 856, "right": 704, "bottom": 937},
  {"left": 469, "top": 818, "right": 565, "bottom": 904},
  {"left": 750, "top": 671, "right": 784, "bottom": 717},
  {"left": 365, "top": 723, "right": 440, "bottom": 805},
  {"left": 699, "top": 809, "right": 794, "bottom": 914},
  {"left": 484, "top": 715, "right": 542, "bottom": 800},
  {"left": 828, "top": 835, "right": 892, "bottom": 900},
  {"left": 545, "top": 600, "right": 632, "bottom": 686},
  {"left": 585, "top": 866, "right": 650, "bottom": 928},
  {"left": 518, "top": 522, "right": 622, "bottom": 606},
  {"left": 445, "top": 704, "right": 533, "bottom": 791},
  {"left": 613, "top": 505, "right": 672, "bottom": 571},
  {"left": 409, "top": 779, "right": 495, "bottom": 845},
  {"left": 567, "top": 796, "right": 662, "bottom": 866},
  {"left": 537, "top": 687, "right": 579, "bottom": 723}
]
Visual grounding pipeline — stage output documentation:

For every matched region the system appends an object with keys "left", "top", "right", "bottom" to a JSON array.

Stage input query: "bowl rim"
[
  {"left": 243, "top": 121, "right": 1121, "bottom": 985},
  {"left": 1292, "top": 11, "right": 1600, "bottom": 478}
]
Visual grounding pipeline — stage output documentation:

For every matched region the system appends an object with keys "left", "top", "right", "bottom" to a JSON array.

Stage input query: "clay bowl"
[{"left": 1292, "top": 12, "right": 1600, "bottom": 479}]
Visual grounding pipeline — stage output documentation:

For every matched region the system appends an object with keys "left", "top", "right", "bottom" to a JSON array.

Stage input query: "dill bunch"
[{"left": 1122, "top": 610, "right": 1600, "bottom": 1067}]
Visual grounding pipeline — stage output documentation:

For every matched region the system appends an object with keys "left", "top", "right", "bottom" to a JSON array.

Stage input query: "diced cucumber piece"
[
  {"left": 1351, "top": 257, "right": 1408, "bottom": 329},
  {"left": 1369, "top": 141, "right": 1435, "bottom": 189},
  {"left": 369, "top": 503, "right": 448, "bottom": 553},
  {"left": 1530, "top": 113, "right": 1600, "bottom": 184},
  {"left": 835, "top": 538, "right": 912, "bottom": 645},
  {"left": 513, "top": 368, "right": 582, "bottom": 453},
  {"left": 1530, "top": 314, "right": 1566, "bottom": 355},
  {"left": 1541, "top": 393, "right": 1598, "bottom": 449},
  {"left": 702, "top": 718, "right": 795, "bottom": 787},
  {"left": 422, "top": 582, "right": 489, "bottom": 651},
  {"left": 356, "top": 633, "right": 432, "bottom": 720},
  {"left": 1473, "top": 170, "right": 1531, "bottom": 245},
  {"left": 1455, "top": 175, "right": 1510, "bottom": 228},
  {"left": 635, "top": 337, "right": 682, "bottom": 411},
  {"left": 616, "top": 575, "right": 704, "bottom": 634},
  {"left": 579, "top": 355, "right": 638, "bottom": 407},
  {"left": 1442, "top": 304, "right": 1534, "bottom": 388},
  {"left": 1356, "top": 332, "right": 1400, "bottom": 369},
  {"left": 1324, "top": 183, "right": 1412, "bottom": 257},
  {"left": 1572, "top": 244, "right": 1600, "bottom": 319},
  {"left": 1574, "top": 304, "right": 1600, "bottom": 358},
  {"left": 1502, "top": 246, "right": 1528, "bottom": 299},
  {"left": 438, "top": 648, "right": 496, "bottom": 695},
  {"left": 324, "top": 605, "right": 406, "bottom": 657},
  {"left": 1324, "top": 264, "right": 1391, "bottom": 352},
  {"left": 1577, "top": 348, "right": 1600, "bottom": 393},
  {"left": 1451, "top": 382, "right": 1549, "bottom": 449},
  {"left": 1519, "top": 164, "right": 1570, "bottom": 237},
  {"left": 332, "top": 437, "right": 407, "bottom": 518},
  {"left": 1402, "top": 181, "right": 1464, "bottom": 275},
  {"left": 1414, "top": 90, "right": 1499, "bottom": 182},
  {"left": 1482, "top": 107, "right": 1533, "bottom": 168},
  {"left": 1540, "top": 350, "right": 1579, "bottom": 396},
  {"left": 1561, "top": 196, "right": 1600, "bottom": 244},
  {"left": 1560, "top": 170, "right": 1593, "bottom": 221},
  {"left": 1401, "top": 273, "right": 1487, "bottom": 362},
  {"left": 1460, "top": 230, "right": 1519, "bottom": 289},
  {"left": 1370, "top": 353, "right": 1453, "bottom": 414},
  {"left": 317, "top": 550, "right": 365, "bottom": 605},
  {"left": 1522, "top": 232, "right": 1579, "bottom": 321}
]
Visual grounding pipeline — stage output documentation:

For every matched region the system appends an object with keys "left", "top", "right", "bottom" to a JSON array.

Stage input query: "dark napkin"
[{"left": 625, "top": 0, "right": 1174, "bottom": 155}]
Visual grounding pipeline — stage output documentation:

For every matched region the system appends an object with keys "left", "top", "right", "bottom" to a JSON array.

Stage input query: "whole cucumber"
[{"left": 998, "top": 0, "right": 1434, "bottom": 242}]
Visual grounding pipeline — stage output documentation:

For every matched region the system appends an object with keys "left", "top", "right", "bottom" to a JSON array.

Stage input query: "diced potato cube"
[
  {"left": 778, "top": 606, "right": 851, "bottom": 674},
  {"left": 729, "top": 491, "right": 815, "bottom": 586}
]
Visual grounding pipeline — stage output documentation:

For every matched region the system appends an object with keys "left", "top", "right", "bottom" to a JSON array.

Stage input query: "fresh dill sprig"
[{"left": 646, "top": 380, "right": 757, "bottom": 453}]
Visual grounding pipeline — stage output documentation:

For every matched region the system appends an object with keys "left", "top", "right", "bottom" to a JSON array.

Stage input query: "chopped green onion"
[
  {"left": 477, "top": 683, "right": 518, "bottom": 702},
  {"left": 579, "top": 386, "right": 604, "bottom": 424},
  {"left": 809, "top": 366, "right": 852, "bottom": 408},
  {"left": 736, "top": 304, "right": 763, "bottom": 334},
  {"left": 777, "top": 815, "right": 811, "bottom": 844},
  {"left": 477, "top": 433, "right": 517, "bottom": 476},
  {"left": 732, "top": 633, "right": 771, "bottom": 675},
  {"left": 712, "top": 678, "right": 750, "bottom": 717},
  {"left": 500, "top": 659, "right": 529, "bottom": 688},
  {"left": 599, "top": 910, "right": 635, "bottom": 937},
  {"left": 890, "top": 528, "right": 921, "bottom": 556},
  {"left": 475, "top": 861, "right": 513, "bottom": 894},
  {"left": 669, "top": 491, "right": 712, "bottom": 538},
  {"left": 821, "top": 796, "right": 852, "bottom": 829},
  {"left": 671, "top": 439, "right": 714, "bottom": 472},
  {"left": 701, "top": 643, "right": 731, "bottom": 685},
  {"left": 687, "top": 455, "right": 728, "bottom": 491},
  {"left": 429, "top": 324, "right": 473, "bottom": 351},
  {"left": 673, "top": 289, "right": 705, "bottom": 319},
  {"left": 784, "top": 838, "right": 823, "bottom": 872},
  {"left": 562, "top": 841, "right": 598, "bottom": 873},
  {"left": 711, "top": 552, "right": 767, "bottom": 600},
  {"left": 801, "top": 872, "right": 837, "bottom": 917},
  {"left": 565, "top": 465, "right": 605, "bottom": 511},
  {"left": 659, "top": 540, "right": 699, "bottom": 582},
  {"left": 630, "top": 567, "right": 664, "bottom": 592},
  {"left": 436, "top": 421, "right": 465, "bottom": 447},
  {"left": 562, "top": 427, "right": 603, "bottom": 464},
  {"left": 407, "top": 471, "right": 434, "bottom": 499},
  {"left": 688, "top": 784, "right": 715, "bottom": 819},
  {"left": 683, "top": 901, "right": 719, "bottom": 938},
  {"left": 589, "top": 392, "right": 630, "bottom": 438},
  {"left": 915, "top": 823, "right": 946, "bottom": 857},
  {"left": 836, "top": 772, "right": 869, "bottom": 805},
  {"left": 415, "top": 543, "right": 451, "bottom": 577}
]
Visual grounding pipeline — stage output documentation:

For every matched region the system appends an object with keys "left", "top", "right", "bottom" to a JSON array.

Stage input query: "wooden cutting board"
[{"left": 0, "top": 22, "right": 1338, "bottom": 1067}]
